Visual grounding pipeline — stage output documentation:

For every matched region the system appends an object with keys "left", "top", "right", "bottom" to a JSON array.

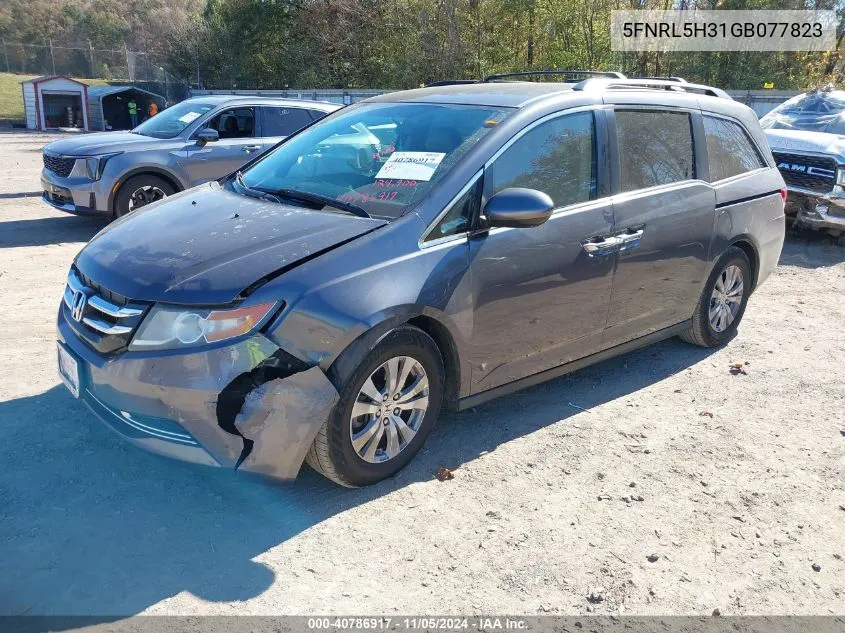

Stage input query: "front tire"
[
  {"left": 680, "top": 246, "right": 752, "bottom": 348},
  {"left": 306, "top": 325, "right": 444, "bottom": 487},
  {"left": 114, "top": 174, "right": 175, "bottom": 218}
]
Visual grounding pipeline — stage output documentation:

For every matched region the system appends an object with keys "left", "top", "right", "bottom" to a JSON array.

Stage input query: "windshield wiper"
[
  {"left": 233, "top": 171, "right": 281, "bottom": 204},
  {"left": 232, "top": 175, "right": 370, "bottom": 218},
  {"left": 267, "top": 187, "right": 371, "bottom": 218}
]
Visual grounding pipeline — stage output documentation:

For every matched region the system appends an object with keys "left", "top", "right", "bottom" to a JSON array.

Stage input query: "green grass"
[{"left": 0, "top": 72, "right": 109, "bottom": 121}]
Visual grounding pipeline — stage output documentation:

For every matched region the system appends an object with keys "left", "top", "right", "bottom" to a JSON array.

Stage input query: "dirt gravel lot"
[{"left": 1, "top": 129, "right": 844, "bottom": 617}]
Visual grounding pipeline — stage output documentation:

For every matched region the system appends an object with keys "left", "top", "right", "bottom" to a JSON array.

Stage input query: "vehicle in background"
[
  {"left": 40, "top": 96, "right": 340, "bottom": 218},
  {"left": 761, "top": 86, "right": 845, "bottom": 239},
  {"left": 57, "top": 75, "right": 785, "bottom": 487}
]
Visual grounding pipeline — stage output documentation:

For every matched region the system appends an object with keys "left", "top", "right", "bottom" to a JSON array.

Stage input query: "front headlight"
[
  {"left": 83, "top": 153, "right": 121, "bottom": 180},
  {"left": 836, "top": 167, "right": 845, "bottom": 186},
  {"left": 129, "top": 301, "right": 279, "bottom": 351}
]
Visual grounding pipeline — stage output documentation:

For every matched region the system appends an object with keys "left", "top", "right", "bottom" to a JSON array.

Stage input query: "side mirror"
[
  {"left": 483, "top": 187, "right": 554, "bottom": 228},
  {"left": 196, "top": 128, "right": 219, "bottom": 145}
]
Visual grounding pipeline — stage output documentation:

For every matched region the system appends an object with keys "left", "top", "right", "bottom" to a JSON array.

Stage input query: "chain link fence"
[
  {"left": 2, "top": 40, "right": 189, "bottom": 104},
  {"left": 190, "top": 88, "right": 391, "bottom": 105},
  {"left": 3, "top": 39, "right": 800, "bottom": 118}
]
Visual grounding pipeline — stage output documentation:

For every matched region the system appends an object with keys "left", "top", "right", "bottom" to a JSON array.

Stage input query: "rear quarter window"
[
  {"left": 261, "top": 107, "right": 314, "bottom": 137},
  {"left": 703, "top": 115, "right": 767, "bottom": 182},
  {"left": 309, "top": 109, "right": 332, "bottom": 121},
  {"left": 615, "top": 110, "right": 695, "bottom": 191}
]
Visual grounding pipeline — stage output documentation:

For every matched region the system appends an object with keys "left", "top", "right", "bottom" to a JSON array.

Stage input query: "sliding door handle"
[
  {"left": 617, "top": 228, "right": 644, "bottom": 252},
  {"left": 582, "top": 235, "right": 622, "bottom": 257}
]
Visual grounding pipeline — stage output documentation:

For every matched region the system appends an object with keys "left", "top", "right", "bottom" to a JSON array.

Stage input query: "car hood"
[
  {"left": 764, "top": 128, "right": 845, "bottom": 163},
  {"left": 44, "top": 132, "right": 167, "bottom": 156},
  {"left": 74, "top": 182, "right": 387, "bottom": 305}
]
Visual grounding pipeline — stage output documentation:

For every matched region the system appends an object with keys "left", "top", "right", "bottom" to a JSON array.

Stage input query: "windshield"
[
  {"left": 760, "top": 88, "right": 845, "bottom": 135},
  {"left": 237, "top": 102, "right": 511, "bottom": 219},
  {"left": 133, "top": 101, "right": 216, "bottom": 139}
]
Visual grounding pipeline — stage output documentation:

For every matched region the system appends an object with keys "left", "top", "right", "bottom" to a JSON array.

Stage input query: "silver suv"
[{"left": 40, "top": 95, "right": 340, "bottom": 218}]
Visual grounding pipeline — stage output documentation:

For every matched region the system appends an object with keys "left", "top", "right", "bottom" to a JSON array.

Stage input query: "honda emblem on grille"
[{"left": 70, "top": 290, "right": 87, "bottom": 322}]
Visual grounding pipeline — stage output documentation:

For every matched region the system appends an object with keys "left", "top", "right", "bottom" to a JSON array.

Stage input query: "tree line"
[{"left": 1, "top": 0, "right": 842, "bottom": 90}]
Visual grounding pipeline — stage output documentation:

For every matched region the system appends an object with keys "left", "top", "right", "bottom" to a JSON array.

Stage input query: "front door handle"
[
  {"left": 243, "top": 145, "right": 262, "bottom": 152},
  {"left": 582, "top": 235, "right": 623, "bottom": 257}
]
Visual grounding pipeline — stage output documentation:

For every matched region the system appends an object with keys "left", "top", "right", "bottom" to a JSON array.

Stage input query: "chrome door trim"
[
  {"left": 608, "top": 178, "right": 712, "bottom": 205},
  {"left": 482, "top": 104, "right": 611, "bottom": 171},
  {"left": 482, "top": 196, "right": 614, "bottom": 239}
]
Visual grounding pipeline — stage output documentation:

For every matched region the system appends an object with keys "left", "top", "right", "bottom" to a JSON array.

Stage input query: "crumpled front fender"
[{"left": 235, "top": 366, "right": 339, "bottom": 479}]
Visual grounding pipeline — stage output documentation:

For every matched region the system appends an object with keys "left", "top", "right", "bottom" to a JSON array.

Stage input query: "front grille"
[
  {"left": 63, "top": 267, "right": 150, "bottom": 355},
  {"left": 772, "top": 152, "right": 837, "bottom": 194},
  {"left": 43, "top": 152, "right": 76, "bottom": 177}
]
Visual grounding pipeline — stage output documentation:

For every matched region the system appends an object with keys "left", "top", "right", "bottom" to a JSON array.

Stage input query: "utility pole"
[
  {"left": 49, "top": 39, "right": 56, "bottom": 75},
  {"left": 2, "top": 39, "right": 9, "bottom": 73},
  {"left": 124, "top": 43, "right": 132, "bottom": 82},
  {"left": 88, "top": 40, "right": 95, "bottom": 78}
]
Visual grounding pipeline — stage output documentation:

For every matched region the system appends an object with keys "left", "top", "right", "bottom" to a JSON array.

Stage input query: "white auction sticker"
[
  {"left": 375, "top": 152, "right": 446, "bottom": 181},
  {"left": 178, "top": 111, "right": 202, "bottom": 124}
]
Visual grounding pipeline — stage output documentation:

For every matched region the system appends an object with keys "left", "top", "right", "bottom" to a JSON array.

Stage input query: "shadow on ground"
[
  {"left": 0, "top": 336, "right": 714, "bottom": 618},
  {"left": 779, "top": 227, "right": 845, "bottom": 269},
  {"left": 0, "top": 216, "right": 107, "bottom": 248},
  {"left": 4, "top": 200, "right": 833, "bottom": 618},
  {"left": 0, "top": 192, "right": 42, "bottom": 200}
]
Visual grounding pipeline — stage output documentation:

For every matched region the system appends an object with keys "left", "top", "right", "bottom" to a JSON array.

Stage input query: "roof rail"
[
  {"left": 573, "top": 78, "right": 730, "bottom": 99},
  {"left": 633, "top": 76, "right": 687, "bottom": 83},
  {"left": 484, "top": 70, "right": 627, "bottom": 83},
  {"left": 425, "top": 80, "right": 480, "bottom": 87}
]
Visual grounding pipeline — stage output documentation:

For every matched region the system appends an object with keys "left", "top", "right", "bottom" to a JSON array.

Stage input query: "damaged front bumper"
[
  {"left": 57, "top": 313, "right": 339, "bottom": 480},
  {"left": 784, "top": 187, "right": 845, "bottom": 233}
]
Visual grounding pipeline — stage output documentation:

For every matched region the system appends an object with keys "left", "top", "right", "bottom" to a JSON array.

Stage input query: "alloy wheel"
[
  {"left": 127, "top": 185, "right": 167, "bottom": 212},
  {"left": 709, "top": 264, "right": 744, "bottom": 333},
  {"left": 349, "top": 356, "right": 429, "bottom": 464}
]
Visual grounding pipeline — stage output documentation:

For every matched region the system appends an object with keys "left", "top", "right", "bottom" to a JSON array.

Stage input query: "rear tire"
[
  {"left": 680, "top": 246, "right": 752, "bottom": 348},
  {"left": 306, "top": 325, "right": 444, "bottom": 487},
  {"left": 114, "top": 174, "right": 175, "bottom": 218}
]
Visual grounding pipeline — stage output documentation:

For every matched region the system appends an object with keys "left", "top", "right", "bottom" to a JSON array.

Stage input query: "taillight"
[{"left": 780, "top": 188, "right": 788, "bottom": 204}]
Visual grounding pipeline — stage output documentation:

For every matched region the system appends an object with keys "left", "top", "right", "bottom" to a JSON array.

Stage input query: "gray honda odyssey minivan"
[{"left": 57, "top": 75, "right": 786, "bottom": 487}]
